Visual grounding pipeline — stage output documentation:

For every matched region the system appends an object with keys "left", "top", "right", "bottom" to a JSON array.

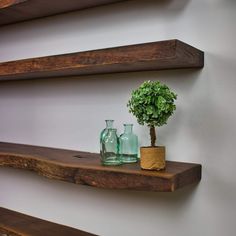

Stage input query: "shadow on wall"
[
  {"left": 147, "top": 0, "right": 191, "bottom": 10},
  {"left": 0, "top": 68, "right": 201, "bottom": 97},
  {"left": 1, "top": 166, "right": 200, "bottom": 213},
  {"left": 70, "top": 177, "right": 202, "bottom": 215},
  {"left": 108, "top": 183, "right": 200, "bottom": 208},
  {"left": 0, "top": 167, "right": 201, "bottom": 235}
]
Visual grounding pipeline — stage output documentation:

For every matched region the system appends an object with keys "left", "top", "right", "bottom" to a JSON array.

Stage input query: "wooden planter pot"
[{"left": 140, "top": 146, "right": 165, "bottom": 170}]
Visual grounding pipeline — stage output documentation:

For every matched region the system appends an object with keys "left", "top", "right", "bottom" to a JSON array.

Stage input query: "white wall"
[{"left": 0, "top": 0, "right": 236, "bottom": 235}]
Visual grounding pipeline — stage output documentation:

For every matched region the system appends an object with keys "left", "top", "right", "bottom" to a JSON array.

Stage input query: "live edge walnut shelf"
[
  {"left": 0, "top": 142, "right": 201, "bottom": 192},
  {"left": 0, "top": 39, "right": 204, "bottom": 81},
  {"left": 0, "top": 0, "right": 126, "bottom": 26},
  {"left": 0, "top": 207, "right": 96, "bottom": 236}
]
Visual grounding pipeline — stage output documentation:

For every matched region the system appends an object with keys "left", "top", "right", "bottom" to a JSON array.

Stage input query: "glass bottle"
[
  {"left": 119, "top": 124, "right": 138, "bottom": 163},
  {"left": 101, "top": 128, "right": 121, "bottom": 166},
  {"left": 100, "top": 120, "right": 114, "bottom": 155}
]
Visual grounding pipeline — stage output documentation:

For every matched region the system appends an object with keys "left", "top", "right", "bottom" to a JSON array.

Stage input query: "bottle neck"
[
  {"left": 105, "top": 120, "right": 114, "bottom": 129},
  {"left": 124, "top": 124, "right": 133, "bottom": 134},
  {"left": 107, "top": 128, "right": 117, "bottom": 135}
]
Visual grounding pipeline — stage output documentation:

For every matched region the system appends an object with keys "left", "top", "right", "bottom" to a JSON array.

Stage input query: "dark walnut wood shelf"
[
  {"left": 0, "top": 0, "right": 126, "bottom": 26},
  {"left": 0, "top": 142, "right": 201, "bottom": 192},
  {"left": 0, "top": 39, "right": 204, "bottom": 81},
  {"left": 0, "top": 207, "right": 97, "bottom": 236}
]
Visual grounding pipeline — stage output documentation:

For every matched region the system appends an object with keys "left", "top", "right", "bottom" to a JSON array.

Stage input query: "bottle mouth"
[
  {"left": 123, "top": 123, "right": 133, "bottom": 126},
  {"left": 105, "top": 119, "right": 114, "bottom": 122}
]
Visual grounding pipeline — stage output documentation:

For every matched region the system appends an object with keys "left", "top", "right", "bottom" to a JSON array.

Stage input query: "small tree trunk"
[{"left": 150, "top": 125, "right": 156, "bottom": 147}]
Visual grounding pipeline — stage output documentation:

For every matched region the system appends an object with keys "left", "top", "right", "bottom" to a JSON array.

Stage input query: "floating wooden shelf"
[
  {"left": 0, "top": 142, "right": 201, "bottom": 192},
  {"left": 0, "top": 207, "right": 96, "bottom": 236},
  {"left": 0, "top": 0, "right": 126, "bottom": 26},
  {"left": 0, "top": 39, "right": 204, "bottom": 81}
]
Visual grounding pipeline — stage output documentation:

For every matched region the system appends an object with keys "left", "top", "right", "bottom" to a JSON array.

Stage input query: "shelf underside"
[
  {"left": 0, "top": 142, "right": 201, "bottom": 192},
  {"left": 0, "top": 0, "right": 126, "bottom": 26},
  {"left": 0, "top": 39, "right": 204, "bottom": 81},
  {"left": 0, "top": 207, "right": 96, "bottom": 236}
]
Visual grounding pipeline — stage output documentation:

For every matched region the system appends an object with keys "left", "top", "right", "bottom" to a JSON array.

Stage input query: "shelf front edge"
[
  {"left": 0, "top": 142, "right": 201, "bottom": 192},
  {"left": 0, "top": 39, "right": 204, "bottom": 81}
]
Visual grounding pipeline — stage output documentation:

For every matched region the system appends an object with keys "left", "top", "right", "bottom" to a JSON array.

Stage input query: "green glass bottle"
[
  {"left": 101, "top": 128, "right": 121, "bottom": 165},
  {"left": 119, "top": 124, "right": 138, "bottom": 163},
  {"left": 100, "top": 120, "right": 114, "bottom": 155}
]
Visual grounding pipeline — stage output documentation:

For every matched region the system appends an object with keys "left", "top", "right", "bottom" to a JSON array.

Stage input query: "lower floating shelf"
[
  {"left": 0, "top": 207, "right": 96, "bottom": 236},
  {"left": 0, "top": 142, "right": 201, "bottom": 192}
]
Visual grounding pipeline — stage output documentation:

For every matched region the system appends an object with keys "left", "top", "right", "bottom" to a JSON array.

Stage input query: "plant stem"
[{"left": 150, "top": 125, "right": 156, "bottom": 147}]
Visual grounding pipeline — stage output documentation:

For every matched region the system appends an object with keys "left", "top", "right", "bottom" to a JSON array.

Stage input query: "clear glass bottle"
[
  {"left": 100, "top": 120, "right": 114, "bottom": 155},
  {"left": 101, "top": 128, "right": 121, "bottom": 166},
  {"left": 119, "top": 124, "right": 138, "bottom": 163}
]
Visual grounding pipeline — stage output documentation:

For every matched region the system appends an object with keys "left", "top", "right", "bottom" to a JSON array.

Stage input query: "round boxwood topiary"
[{"left": 127, "top": 80, "right": 177, "bottom": 147}]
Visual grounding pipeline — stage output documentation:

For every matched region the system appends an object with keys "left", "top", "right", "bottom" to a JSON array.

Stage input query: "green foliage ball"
[{"left": 127, "top": 81, "right": 177, "bottom": 127}]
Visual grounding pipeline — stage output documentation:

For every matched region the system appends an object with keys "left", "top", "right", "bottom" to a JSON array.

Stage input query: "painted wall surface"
[{"left": 0, "top": 0, "right": 236, "bottom": 235}]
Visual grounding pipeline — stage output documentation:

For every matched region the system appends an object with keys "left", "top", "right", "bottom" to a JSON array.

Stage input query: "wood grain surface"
[
  {"left": 0, "top": 0, "right": 126, "bottom": 25},
  {"left": 0, "top": 207, "right": 97, "bottom": 236},
  {"left": 0, "top": 142, "right": 201, "bottom": 192},
  {"left": 0, "top": 40, "right": 204, "bottom": 81},
  {"left": 0, "top": 0, "right": 26, "bottom": 9}
]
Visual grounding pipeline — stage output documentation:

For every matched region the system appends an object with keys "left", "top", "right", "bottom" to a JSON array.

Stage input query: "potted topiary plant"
[{"left": 127, "top": 81, "right": 177, "bottom": 170}]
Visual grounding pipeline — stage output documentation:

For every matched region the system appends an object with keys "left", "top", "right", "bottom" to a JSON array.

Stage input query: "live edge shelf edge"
[
  {"left": 0, "top": 39, "right": 204, "bottom": 81},
  {"left": 0, "top": 142, "right": 202, "bottom": 192}
]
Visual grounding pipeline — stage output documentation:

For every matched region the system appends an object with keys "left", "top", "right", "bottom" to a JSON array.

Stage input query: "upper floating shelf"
[
  {"left": 0, "top": 39, "right": 204, "bottom": 81},
  {"left": 0, "top": 142, "right": 201, "bottom": 192},
  {"left": 0, "top": 0, "right": 127, "bottom": 26}
]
